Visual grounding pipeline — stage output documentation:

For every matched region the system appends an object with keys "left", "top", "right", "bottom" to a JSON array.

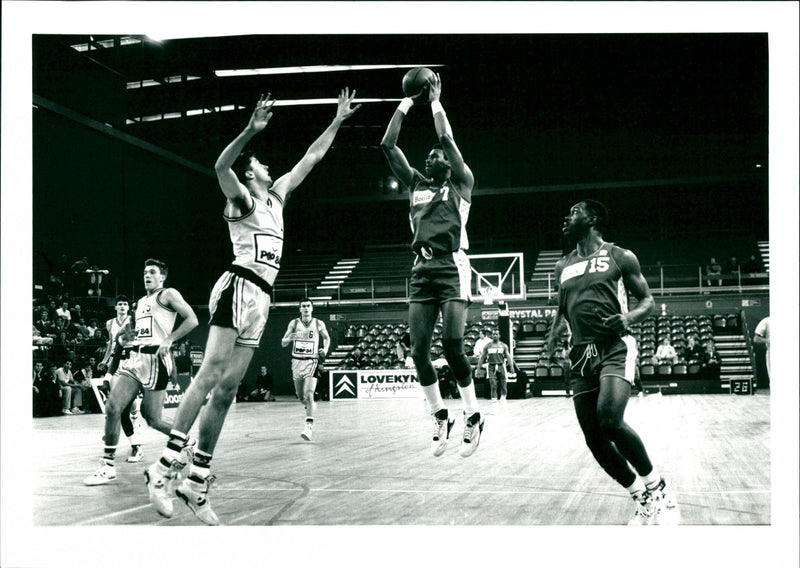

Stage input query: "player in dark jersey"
[
  {"left": 544, "top": 200, "right": 679, "bottom": 525},
  {"left": 477, "top": 329, "right": 516, "bottom": 402},
  {"left": 381, "top": 72, "right": 484, "bottom": 458}
]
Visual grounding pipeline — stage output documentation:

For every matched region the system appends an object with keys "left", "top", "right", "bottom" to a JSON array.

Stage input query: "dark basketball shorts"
[
  {"left": 409, "top": 249, "right": 471, "bottom": 304},
  {"left": 569, "top": 335, "right": 638, "bottom": 397}
]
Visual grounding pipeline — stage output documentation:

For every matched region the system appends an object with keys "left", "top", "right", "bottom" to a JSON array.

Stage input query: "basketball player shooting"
[{"left": 380, "top": 72, "right": 484, "bottom": 458}]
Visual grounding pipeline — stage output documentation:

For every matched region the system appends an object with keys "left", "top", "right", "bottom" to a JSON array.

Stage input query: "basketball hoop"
[{"left": 479, "top": 285, "right": 500, "bottom": 306}]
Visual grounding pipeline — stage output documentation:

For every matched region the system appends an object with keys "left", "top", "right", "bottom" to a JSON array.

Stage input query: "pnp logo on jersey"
[{"left": 330, "top": 371, "right": 357, "bottom": 399}]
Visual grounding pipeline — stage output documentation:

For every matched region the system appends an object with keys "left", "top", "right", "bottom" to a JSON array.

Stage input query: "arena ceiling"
[{"left": 34, "top": 33, "right": 768, "bottom": 191}]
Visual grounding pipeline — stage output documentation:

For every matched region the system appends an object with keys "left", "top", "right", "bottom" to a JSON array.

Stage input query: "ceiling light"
[{"left": 214, "top": 64, "right": 443, "bottom": 78}]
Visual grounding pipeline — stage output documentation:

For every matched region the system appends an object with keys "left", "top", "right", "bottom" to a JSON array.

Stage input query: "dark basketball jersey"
[
  {"left": 558, "top": 242, "right": 629, "bottom": 345},
  {"left": 484, "top": 342, "right": 507, "bottom": 365},
  {"left": 409, "top": 174, "right": 470, "bottom": 256}
]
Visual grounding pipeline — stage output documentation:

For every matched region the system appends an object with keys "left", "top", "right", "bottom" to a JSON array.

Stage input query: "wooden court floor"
[{"left": 31, "top": 392, "right": 770, "bottom": 527}]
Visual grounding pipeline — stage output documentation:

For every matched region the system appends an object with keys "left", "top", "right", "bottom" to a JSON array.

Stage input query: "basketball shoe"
[
  {"left": 650, "top": 479, "right": 680, "bottom": 525},
  {"left": 459, "top": 412, "right": 484, "bottom": 457},
  {"left": 126, "top": 444, "right": 144, "bottom": 463},
  {"left": 83, "top": 461, "right": 116, "bottom": 486},
  {"left": 627, "top": 490, "right": 655, "bottom": 525},
  {"left": 301, "top": 422, "right": 313, "bottom": 441},
  {"left": 175, "top": 475, "right": 219, "bottom": 526},
  {"left": 144, "top": 461, "right": 179, "bottom": 518},
  {"left": 431, "top": 408, "right": 455, "bottom": 457}
]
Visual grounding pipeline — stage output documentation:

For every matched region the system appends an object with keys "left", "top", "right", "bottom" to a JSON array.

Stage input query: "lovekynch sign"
[{"left": 329, "top": 369, "right": 423, "bottom": 400}]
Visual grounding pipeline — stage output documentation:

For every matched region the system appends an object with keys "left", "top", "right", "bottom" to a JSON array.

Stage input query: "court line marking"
[
  {"left": 213, "top": 487, "right": 771, "bottom": 496},
  {"left": 71, "top": 487, "right": 769, "bottom": 525},
  {"left": 80, "top": 504, "right": 158, "bottom": 525}
]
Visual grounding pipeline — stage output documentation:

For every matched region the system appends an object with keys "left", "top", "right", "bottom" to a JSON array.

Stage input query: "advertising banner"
[
  {"left": 163, "top": 372, "right": 195, "bottom": 408},
  {"left": 330, "top": 369, "right": 423, "bottom": 400}
]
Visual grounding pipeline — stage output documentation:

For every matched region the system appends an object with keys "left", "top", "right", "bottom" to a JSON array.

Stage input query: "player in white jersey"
[
  {"left": 84, "top": 259, "right": 199, "bottom": 486},
  {"left": 97, "top": 295, "right": 145, "bottom": 462},
  {"left": 281, "top": 298, "right": 330, "bottom": 441},
  {"left": 147, "top": 88, "right": 360, "bottom": 525}
]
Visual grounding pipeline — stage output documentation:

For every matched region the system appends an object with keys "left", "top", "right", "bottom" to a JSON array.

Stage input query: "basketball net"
[{"left": 479, "top": 285, "right": 500, "bottom": 306}]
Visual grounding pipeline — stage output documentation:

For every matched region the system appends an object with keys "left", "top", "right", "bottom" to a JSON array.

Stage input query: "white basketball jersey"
[
  {"left": 292, "top": 318, "right": 321, "bottom": 359},
  {"left": 132, "top": 289, "right": 177, "bottom": 347},
  {"left": 226, "top": 192, "right": 285, "bottom": 286},
  {"left": 107, "top": 314, "right": 131, "bottom": 342}
]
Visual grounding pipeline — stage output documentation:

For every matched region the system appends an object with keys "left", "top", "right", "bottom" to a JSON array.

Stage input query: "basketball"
[{"left": 402, "top": 67, "right": 435, "bottom": 97}]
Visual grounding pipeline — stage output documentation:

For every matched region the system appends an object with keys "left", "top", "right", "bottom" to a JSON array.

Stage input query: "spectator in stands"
[
  {"left": 723, "top": 256, "right": 740, "bottom": 276},
  {"left": 86, "top": 318, "right": 99, "bottom": 337},
  {"left": 654, "top": 336, "right": 678, "bottom": 366},
  {"left": 73, "top": 361, "right": 97, "bottom": 413},
  {"left": 50, "top": 330, "right": 74, "bottom": 362},
  {"left": 705, "top": 257, "right": 723, "bottom": 286},
  {"left": 33, "top": 361, "right": 58, "bottom": 417},
  {"left": 33, "top": 323, "right": 54, "bottom": 346},
  {"left": 73, "top": 317, "right": 92, "bottom": 342},
  {"left": 742, "top": 254, "right": 764, "bottom": 274},
  {"left": 45, "top": 298, "right": 59, "bottom": 320},
  {"left": 683, "top": 336, "right": 703, "bottom": 363},
  {"left": 53, "top": 314, "right": 70, "bottom": 335},
  {"left": 70, "top": 303, "right": 84, "bottom": 321},
  {"left": 472, "top": 329, "right": 491, "bottom": 359},
  {"left": 34, "top": 309, "right": 57, "bottom": 339},
  {"left": 55, "top": 360, "right": 87, "bottom": 414},
  {"left": 249, "top": 365, "right": 276, "bottom": 401},
  {"left": 702, "top": 340, "right": 721, "bottom": 382},
  {"left": 395, "top": 332, "right": 412, "bottom": 367},
  {"left": 85, "top": 328, "right": 107, "bottom": 357},
  {"left": 753, "top": 316, "right": 770, "bottom": 384},
  {"left": 56, "top": 300, "right": 72, "bottom": 322}
]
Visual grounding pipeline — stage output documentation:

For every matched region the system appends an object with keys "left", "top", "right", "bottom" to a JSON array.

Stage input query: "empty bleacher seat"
[
  {"left": 549, "top": 364, "right": 564, "bottom": 377},
  {"left": 640, "top": 364, "right": 655, "bottom": 377},
  {"left": 520, "top": 320, "right": 535, "bottom": 338},
  {"left": 672, "top": 363, "right": 688, "bottom": 375},
  {"left": 657, "top": 363, "right": 673, "bottom": 376},
  {"left": 535, "top": 365, "right": 550, "bottom": 378},
  {"left": 712, "top": 315, "right": 727, "bottom": 333},
  {"left": 687, "top": 362, "right": 702, "bottom": 375}
]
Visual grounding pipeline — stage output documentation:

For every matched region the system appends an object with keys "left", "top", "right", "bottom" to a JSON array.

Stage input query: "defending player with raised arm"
[
  {"left": 145, "top": 89, "right": 359, "bottom": 525},
  {"left": 543, "top": 200, "right": 679, "bottom": 525},
  {"left": 281, "top": 298, "right": 330, "bottom": 441},
  {"left": 381, "top": 73, "right": 485, "bottom": 458},
  {"left": 84, "top": 259, "right": 199, "bottom": 486}
]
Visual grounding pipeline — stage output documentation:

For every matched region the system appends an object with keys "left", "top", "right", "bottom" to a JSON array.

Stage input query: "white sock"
[
  {"left": 422, "top": 384, "right": 444, "bottom": 414},
  {"left": 458, "top": 383, "right": 479, "bottom": 416},
  {"left": 642, "top": 468, "right": 662, "bottom": 490},
  {"left": 625, "top": 476, "right": 648, "bottom": 498}
]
